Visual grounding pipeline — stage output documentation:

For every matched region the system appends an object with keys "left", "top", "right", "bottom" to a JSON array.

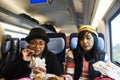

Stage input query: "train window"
[
  {"left": 5, "top": 31, "right": 27, "bottom": 39},
  {"left": 109, "top": 9, "right": 120, "bottom": 66},
  {"left": 0, "top": 22, "right": 28, "bottom": 39}
]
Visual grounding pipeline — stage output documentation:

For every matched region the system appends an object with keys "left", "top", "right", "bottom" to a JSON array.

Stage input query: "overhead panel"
[{"left": 82, "top": 0, "right": 95, "bottom": 25}]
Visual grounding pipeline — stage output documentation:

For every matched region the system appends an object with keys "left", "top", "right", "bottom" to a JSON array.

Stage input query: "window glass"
[
  {"left": 5, "top": 31, "right": 27, "bottom": 39},
  {"left": 110, "top": 9, "right": 120, "bottom": 65},
  {"left": 0, "top": 22, "right": 28, "bottom": 39}
]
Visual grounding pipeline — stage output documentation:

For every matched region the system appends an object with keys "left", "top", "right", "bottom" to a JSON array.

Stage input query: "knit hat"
[
  {"left": 26, "top": 28, "right": 49, "bottom": 43},
  {"left": 78, "top": 25, "right": 98, "bottom": 37}
]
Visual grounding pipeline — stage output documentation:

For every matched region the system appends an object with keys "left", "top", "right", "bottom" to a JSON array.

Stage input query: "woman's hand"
[{"left": 22, "top": 48, "right": 35, "bottom": 61}]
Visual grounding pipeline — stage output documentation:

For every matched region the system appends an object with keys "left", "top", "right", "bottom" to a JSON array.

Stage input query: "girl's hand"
[{"left": 22, "top": 48, "right": 35, "bottom": 61}]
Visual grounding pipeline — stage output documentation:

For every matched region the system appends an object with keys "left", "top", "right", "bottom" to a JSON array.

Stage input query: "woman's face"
[
  {"left": 29, "top": 38, "right": 46, "bottom": 56},
  {"left": 79, "top": 32, "right": 94, "bottom": 52}
]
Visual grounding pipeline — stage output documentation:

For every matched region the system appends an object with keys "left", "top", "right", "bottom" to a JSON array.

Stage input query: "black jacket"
[{"left": 1, "top": 49, "right": 62, "bottom": 80}]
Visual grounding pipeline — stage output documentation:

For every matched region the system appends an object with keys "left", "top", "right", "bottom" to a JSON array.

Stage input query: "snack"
[
  {"left": 30, "top": 57, "right": 46, "bottom": 79},
  {"left": 33, "top": 72, "right": 46, "bottom": 80},
  {"left": 47, "top": 77, "right": 59, "bottom": 80},
  {"left": 46, "top": 74, "right": 63, "bottom": 80}
]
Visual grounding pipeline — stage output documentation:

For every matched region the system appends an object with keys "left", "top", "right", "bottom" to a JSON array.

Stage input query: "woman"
[
  {"left": 1, "top": 28, "right": 62, "bottom": 80},
  {"left": 66, "top": 25, "right": 105, "bottom": 80}
]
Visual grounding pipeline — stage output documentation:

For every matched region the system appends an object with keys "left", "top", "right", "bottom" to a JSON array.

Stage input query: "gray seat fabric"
[
  {"left": 98, "top": 37, "right": 105, "bottom": 51},
  {"left": 47, "top": 33, "right": 66, "bottom": 73},
  {"left": 0, "top": 37, "right": 19, "bottom": 76},
  {"left": 47, "top": 38, "right": 65, "bottom": 54},
  {"left": 20, "top": 38, "right": 28, "bottom": 49}
]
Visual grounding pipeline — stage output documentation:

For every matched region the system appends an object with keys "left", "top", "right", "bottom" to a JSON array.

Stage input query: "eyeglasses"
[{"left": 30, "top": 40, "right": 46, "bottom": 46}]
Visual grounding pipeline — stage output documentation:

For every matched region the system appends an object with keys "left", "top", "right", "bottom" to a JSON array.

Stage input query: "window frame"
[{"left": 109, "top": 9, "right": 120, "bottom": 66}]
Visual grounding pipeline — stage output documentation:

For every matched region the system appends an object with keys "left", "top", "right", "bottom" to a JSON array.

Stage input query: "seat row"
[{"left": 0, "top": 32, "right": 105, "bottom": 75}]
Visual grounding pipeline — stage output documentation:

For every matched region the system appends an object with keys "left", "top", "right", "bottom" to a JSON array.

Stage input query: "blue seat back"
[
  {"left": 70, "top": 33, "right": 77, "bottom": 50},
  {"left": 3, "top": 38, "right": 20, "bottom": 65},
  {"left": 70, "top": 33, "right": 105, "bottom": 51},
  {"left": 0, "top": 37, "right": 12, "bottom": 73},
  {"left": 0, "top": 37, "right": 19, "bottom": 75},
  {"left": 47, "top": 33, "right": 66, "bottom": 73},
  {"left": 47, "top": 33, "right": 66, "bottom": 61},
  {"left": 98, "top": 37, "right": 105, "bottom": 51},
  {"left": 20, "top": 38, "right": 28, "bottom": 51}
]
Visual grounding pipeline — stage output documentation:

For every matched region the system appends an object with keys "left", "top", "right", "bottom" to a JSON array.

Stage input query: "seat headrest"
[
  {"left": 70, "top": 37, "right": 78, "bottom": 49},
  {"left": 70, "top": 33, "right": 77, "bottom": 50},
  {"left": 1, "top": 39, "right": 12, "bottom": 54},
  {"left": 1, "top": 34, "right": 12, "bottom": 54},
  {"left": 47, "top": 33, "right": 66, "bottom": 66},
  {"left": 20, "top": 38, "right": 28, "bottom": 49},
  {"left": 98, "top": 37, "right": 105, "bottom": 51},
  {"left": 98, "top": 33, "right": 105, "bottom": 41},
  {"left": 70, "top": 36, "right": 105, "bottom": 51},
  {"left": 47, "top": 38, "right": 65, "bottom": 54}
]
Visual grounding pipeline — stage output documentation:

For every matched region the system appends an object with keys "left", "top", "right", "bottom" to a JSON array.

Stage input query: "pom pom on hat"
[{"left": 78, "top": 25, "right": 98, "bottom": 37}]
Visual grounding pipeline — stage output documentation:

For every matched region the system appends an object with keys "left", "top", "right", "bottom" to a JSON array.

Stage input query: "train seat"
[
  {"left": 0, "top": 36, "right": 19, "bottom": 75},
  {"left": 3, "top": 38, "right": 19, "bottom": 65},
  {"left": 98, "top": 37, "right": 105, "bottom": 51},
  {"left": 47, "top": 33, "right": 66, "bottom": 73},
  {"left": 0, "top": 36, "right": 12, "bottom": 74},
  {"left": 70, "top": 37, "right": 105, "bottom": 51},
  {"left": 98, "top": 33, "right": 105, "bottom": 51},
  {"left": 20, "top": 38, "right": 28, "bottom": 51},
  {"left": 98, "top": 33, "right": 105, "bottom": 41},
  {"left": 70, "top": 33, "right": 105, "bottom": 51},
  {"left": 69, "top": 33, "right": 77, "bottom": 50}
]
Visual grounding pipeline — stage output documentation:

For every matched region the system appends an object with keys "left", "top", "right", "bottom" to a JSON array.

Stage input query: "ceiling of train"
[{"left": 0, "top": 0, "right": 95, "bottom": 35}]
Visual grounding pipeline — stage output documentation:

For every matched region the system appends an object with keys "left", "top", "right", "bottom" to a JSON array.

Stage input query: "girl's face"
[
  {"left": 79, "top": 32, "right": 94, "bottom": 52},
  {"left": 29, "top": 38, "right": 46, "bottom": 56}
]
